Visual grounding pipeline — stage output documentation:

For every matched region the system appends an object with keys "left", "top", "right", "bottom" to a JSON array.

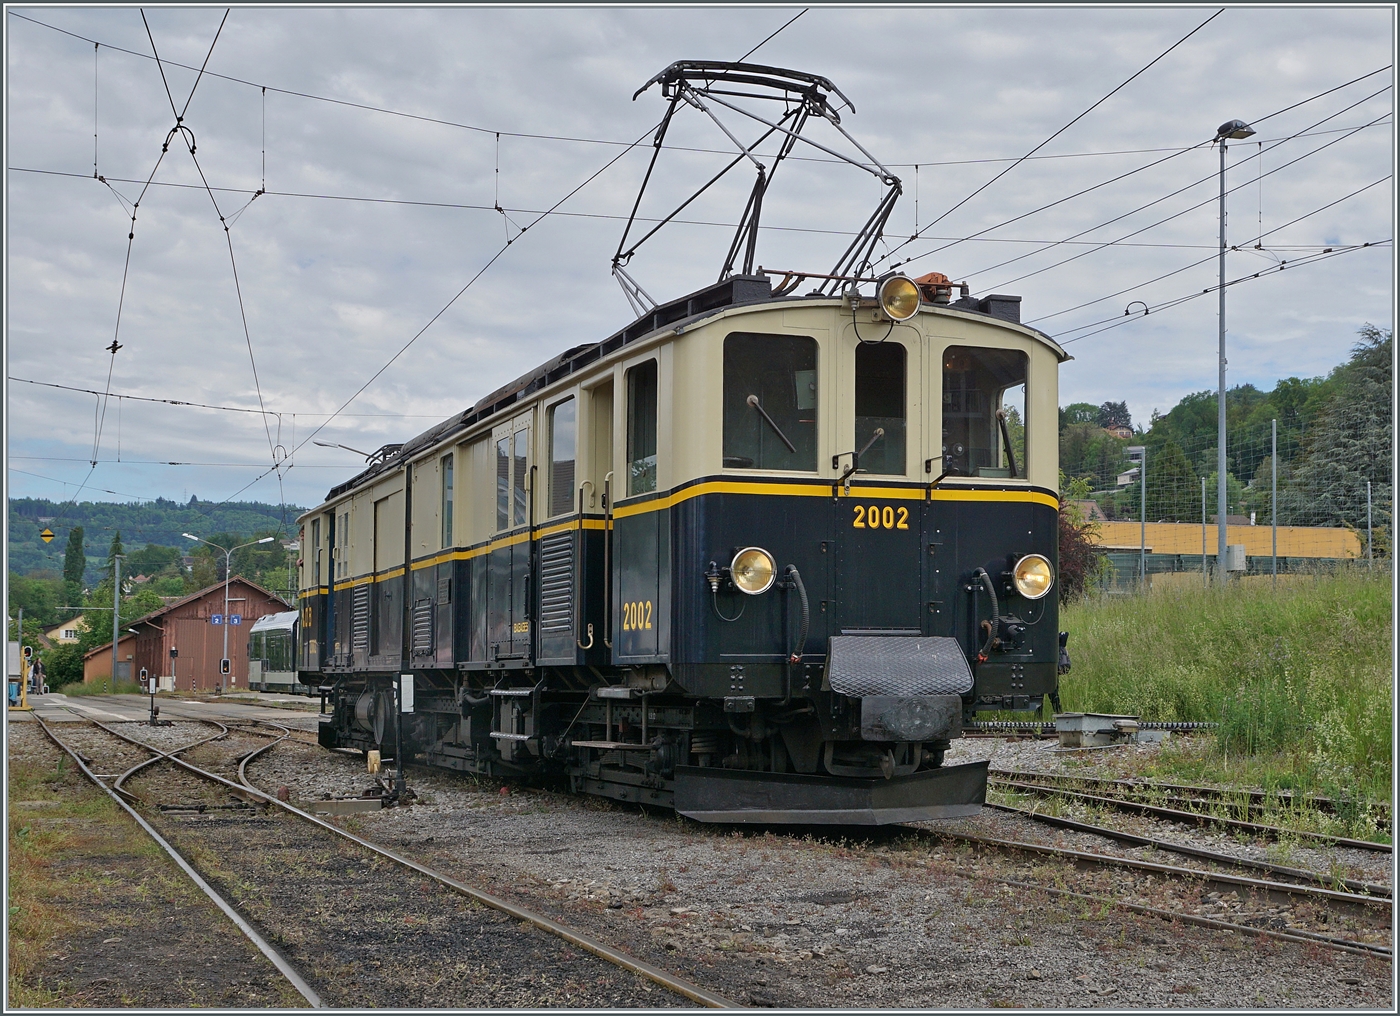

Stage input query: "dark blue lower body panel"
[{"left": 672, "top": 760, "right": 987, "bottom": 825}]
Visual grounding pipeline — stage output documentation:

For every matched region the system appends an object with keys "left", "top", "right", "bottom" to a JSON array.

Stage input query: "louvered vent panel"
[
  {"left": 538, "top": 532, "right": 575, "bottom": 633},
  {"left": 351, "top": 585, "right": 371, "bottom": 652},
  {"left": 412, "top": 599, "right": 435, "bottom": 655}
]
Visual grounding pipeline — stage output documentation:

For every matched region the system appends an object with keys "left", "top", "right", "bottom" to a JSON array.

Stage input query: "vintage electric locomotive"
[{"left": 301, "top": 62, "right": 1068, "bottom": 824}]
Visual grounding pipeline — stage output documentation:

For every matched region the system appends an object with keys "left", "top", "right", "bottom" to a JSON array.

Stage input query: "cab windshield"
[{"left": 941, "top": 346, "right": 1027, "bottom": 478}]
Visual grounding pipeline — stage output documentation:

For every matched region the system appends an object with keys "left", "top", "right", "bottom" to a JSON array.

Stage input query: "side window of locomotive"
[
  {"left": 855, "top": 341, "right": 906, "bottom": 475},
  {"left": 496, "top": 429, "right": 532, "bottom": 530},
  {"left": 513, "top": 430, "right": 529, "bottom": 527},
  {"left": 548, "top": 398, "right": 577, "bottom": 517},
  {"left": 440, "top": 453, "right": 454, "bottom": 548},
  {"left": 496, "top": 437, "right": 510, "bottom": 530},
  {"left": 941, "top": 346, "right": 1028, "bottom": 479},
  {"left": 722, "top": 332, "right": 818, "bottom": 471},
  {"left": 627, "top": 360, "right": 658, "bottom": 495},
  {"left": 311, "top": 518, "right": 321, "bottom": 586}
]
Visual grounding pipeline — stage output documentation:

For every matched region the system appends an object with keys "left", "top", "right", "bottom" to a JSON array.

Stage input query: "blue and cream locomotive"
[{"left": 300, "top": 62, "right": 1067, "bottom": 823}]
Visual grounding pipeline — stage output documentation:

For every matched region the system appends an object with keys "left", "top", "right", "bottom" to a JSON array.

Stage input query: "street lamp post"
[
  {"left": 1215, "top": 118, "right": 1255, "bottom": 586},
  {"left": 182, "top": 534, "right": 274, "bottom": 693},
  {"left": 111, "top": 553, "right": 124, "bottom": 692}
]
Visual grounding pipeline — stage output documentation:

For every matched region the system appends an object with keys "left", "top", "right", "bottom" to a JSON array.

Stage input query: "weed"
[{"left": 1059, "top": 570, "right": 1392, "bottom": 808}]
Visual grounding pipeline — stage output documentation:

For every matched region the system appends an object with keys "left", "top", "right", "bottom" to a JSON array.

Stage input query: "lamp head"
[
  {"left": 182, "top": 533, "right": 198, "bottom": 541},
  {"left": 257, "top": 537, "right": 275, "bottom": 544},
  {"left": 1216, "top": 119, "right": 1255, "bottom": 140}
]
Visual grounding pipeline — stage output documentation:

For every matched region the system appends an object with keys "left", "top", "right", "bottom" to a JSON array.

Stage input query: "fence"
[{"left": 1063, "top": 400, "right": 1391, "bottom": 593}]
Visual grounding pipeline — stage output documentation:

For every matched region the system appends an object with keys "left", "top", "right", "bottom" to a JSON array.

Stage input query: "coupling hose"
[
  {"left": 785, "top": 564, "right": 810, "bottom": 664},
  {"left": 974, "top": 567, "right": 1000, "bottom": 659}
]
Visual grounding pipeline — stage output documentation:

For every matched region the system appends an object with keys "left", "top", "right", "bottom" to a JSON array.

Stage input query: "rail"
[
  {"left": 31, "top": 713, "right": 325, "bottom": 1007},
  {"left": 53, "top": 714, "right": 739, "bottom": 1009}
]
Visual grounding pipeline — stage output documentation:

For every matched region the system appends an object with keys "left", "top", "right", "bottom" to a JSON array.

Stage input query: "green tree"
[
  {"left": 1059, "top": 402, "right": 1099, "bottom": 429},
  {"left": 1284, "top": 324, "right": 1392, "bottom": 538},
  {"left": 126, "top": 543, "right": 181, "bottom": 578},
  {"left": 1145, "top": 440, "right": 1198, "bottom": 522},
  {"left": 8, "top": 572, "right": 63, "bottom": 627},
  {"left": 1097, "top": 401, "right": 1132, "bottom": 429},
  {"left": 105, "top": 530, "right": 125, "bottom": 584},
  {"left": 62, "top": 524, "right": 86, "bottom": 605}
]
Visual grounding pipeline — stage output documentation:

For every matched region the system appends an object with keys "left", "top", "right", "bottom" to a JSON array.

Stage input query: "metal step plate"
[{"left": 826, "top": 635, "right": 974, "bottom": 697}]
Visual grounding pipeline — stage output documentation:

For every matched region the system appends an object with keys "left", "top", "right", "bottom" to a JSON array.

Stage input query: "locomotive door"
[
  {"left": 488, "top": 420, "right": 534, "bottom": 662},
  {"left": 832, "top": 335, "right": 923, "bottom": 632}
]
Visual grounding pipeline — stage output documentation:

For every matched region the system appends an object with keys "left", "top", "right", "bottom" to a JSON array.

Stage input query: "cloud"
[{"left": 4, "top": 6, "right": 1392, "bottom": 513}]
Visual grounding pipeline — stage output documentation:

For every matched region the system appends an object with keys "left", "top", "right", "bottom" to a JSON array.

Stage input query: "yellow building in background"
[{"left": 1093, "top": 521, "right": 1362, "bottom": 561}]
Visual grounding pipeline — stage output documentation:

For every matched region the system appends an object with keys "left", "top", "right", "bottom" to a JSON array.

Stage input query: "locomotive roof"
[{"left": 315, "top": 276, "right": 1066, "bottom": 505}]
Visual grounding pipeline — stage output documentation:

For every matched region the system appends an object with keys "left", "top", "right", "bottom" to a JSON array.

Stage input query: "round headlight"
[
  {"left": 1013, "top": 554, "right": 1054, "bottom": 600},
  {"left": 877, "top": 274, "right": 921, "bottom": 321},
  {"left": 730, "top": 547, "right": 776, "bottom": 595}
]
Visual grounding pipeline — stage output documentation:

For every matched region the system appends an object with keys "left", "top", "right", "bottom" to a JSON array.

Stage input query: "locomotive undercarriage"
[{"left": 318, "top": 666, "right": 983, "bottom": 822}]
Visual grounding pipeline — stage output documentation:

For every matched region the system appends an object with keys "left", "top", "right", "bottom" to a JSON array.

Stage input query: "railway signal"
[{"left": 39, "top": 528, "right": 54, "bottom": 543}]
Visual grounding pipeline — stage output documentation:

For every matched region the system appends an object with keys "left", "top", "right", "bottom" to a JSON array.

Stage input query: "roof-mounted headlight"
[
  {"left": 877, "top": 274, "right": 921, "bottom": 321},
  {"left": 1013, "top": 554, "right": 1054, "bottom": 600},
  {"left": 730, "top": 547, "right": 776, "bottom": 595}
]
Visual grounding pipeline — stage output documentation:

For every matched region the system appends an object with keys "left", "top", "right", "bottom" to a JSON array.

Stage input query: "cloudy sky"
[{"left": 5, "top": 5, "right": 1394, "bottom": 514}]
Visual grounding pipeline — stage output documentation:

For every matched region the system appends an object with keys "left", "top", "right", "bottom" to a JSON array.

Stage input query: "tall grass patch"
[{"left": 1060, "top": 569, "right": 1392, "bottom": 801}]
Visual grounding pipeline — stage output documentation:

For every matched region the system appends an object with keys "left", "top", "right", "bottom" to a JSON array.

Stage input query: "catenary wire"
[
  {"left": 7, "top": 377, "right": 451, "bottom": 418},
  {"left": 972, "top": 105, "right": 1389, "bottom": 297},
  {"left": 1026, "top": 175, "right": 1391, "bottom": 326},
  {"left": 877, "top": 9, "right": 1223, "bottom": 267},
  {"left": 12, "top": 127, "right": 1386, "bottom": 251},
  {"left": 190, "top": 119, "right": 664, "bottom": 518},
  {"left": 737, "top": 8, "right": 807, "bottom": 62},
  {"left": 1054, "top": 241, "right": 1390, "bottom": 344},
  {"left": 886, "top": 68, "right": 1392, "bottom": 275},
  {"left": 14, "top": 9, "right": 1383, "bottom": 173}
]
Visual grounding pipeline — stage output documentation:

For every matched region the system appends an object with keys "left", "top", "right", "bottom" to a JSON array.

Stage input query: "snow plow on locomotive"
[{"left": 299, "top": 61, "right": 1070, "bottom": 824}]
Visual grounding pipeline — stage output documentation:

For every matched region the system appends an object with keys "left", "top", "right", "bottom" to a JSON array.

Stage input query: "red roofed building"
[{"left": 85, "top": 577, "right": 291, "bottom": 692}]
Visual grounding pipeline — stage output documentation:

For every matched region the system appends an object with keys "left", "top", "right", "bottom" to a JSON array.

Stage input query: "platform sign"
[
  {"left": 39, "top": 528, "right": 54, "bottom": 544},
  {"left": 229, "top": 614, "right": 242, "bottom": 626},
  {"left": 210, "top": 614, "right": 224, "bottom": 625}
]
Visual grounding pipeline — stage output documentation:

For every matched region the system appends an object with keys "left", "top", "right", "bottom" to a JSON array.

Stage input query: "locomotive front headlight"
[
  {"left": 730, "top": 547, "right": 777, "bottom": 595},
  {"left": 877, "top": 274, "right": 921, "bottom": 321},
  {"left": 1013, "top": 554, "right": 1054, "bottom": 600}
]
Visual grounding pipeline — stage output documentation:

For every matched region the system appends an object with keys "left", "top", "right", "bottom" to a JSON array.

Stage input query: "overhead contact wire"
[{"left": 878, "top": 9, "right": 1223, "bottom": 267}]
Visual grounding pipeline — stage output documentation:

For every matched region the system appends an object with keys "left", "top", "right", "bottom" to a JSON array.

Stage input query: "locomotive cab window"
[
  {"left": 723, "top": 332, "right": 818, "bottom": 471},
  {"left": 627, "top": 361, "right": 657, "bottom": 495},
  {"left": 548, "top": 397, "right": 577, "bottom": 517},
  {"left": 942, "top": 346, "right": 1027, "bottom": 479},
  {"left": 854, "top": 340, "right": 906, "bottom": 475}
]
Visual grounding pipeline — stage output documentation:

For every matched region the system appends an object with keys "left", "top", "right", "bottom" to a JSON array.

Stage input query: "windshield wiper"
[
  {"left": 996, "top": 409, "right": 1019, "bottom": 478},
  {"left": 747, "top": 395, "right": 796, "bottom": 453}
]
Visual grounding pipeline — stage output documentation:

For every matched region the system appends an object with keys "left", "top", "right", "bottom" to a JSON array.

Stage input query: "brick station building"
[{"left": 86, "top": 578, "right": 291, "bottom": 691}]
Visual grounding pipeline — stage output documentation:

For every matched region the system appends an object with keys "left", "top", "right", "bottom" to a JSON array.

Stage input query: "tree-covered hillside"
[
  {"left": 8, "top": 497, "right": 305, "bottom": 581},
  {"left": 1060, "top": 324, "right": 1391, "bottom": 543}
]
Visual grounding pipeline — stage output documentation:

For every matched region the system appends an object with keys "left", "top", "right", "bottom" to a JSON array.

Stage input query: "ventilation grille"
[
  {"left": 412, "top": 599, "right": 434, "bottom": 655},
  {"left": 351, "top": 585, "right": 371, "bottom": 652},
  {"left": 539, "top": 531, "right": 575, "bottom": 633}
]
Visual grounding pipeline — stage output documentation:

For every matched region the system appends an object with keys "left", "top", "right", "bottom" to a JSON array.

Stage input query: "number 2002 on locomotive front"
[{"left": 299, "top": 61, "right": 1069, "bottom": 825}]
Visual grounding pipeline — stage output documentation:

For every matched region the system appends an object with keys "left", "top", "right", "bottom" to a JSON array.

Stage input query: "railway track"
[
  {"left": 988, "top": 771, "right": 1392, "bottom": 851},
  {"left": 34, "top": 714, "right": 736, "bottom": 1009},
  {"left": 991, "top": 768, "right": 1391, "bottom": 825},
  {"left": 914, "top": 823, "right": 1391, "bottom": 959}
]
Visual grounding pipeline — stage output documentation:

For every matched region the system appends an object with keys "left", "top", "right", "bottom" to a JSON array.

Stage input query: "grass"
[
  {"left": 1058, "top": 568, "right": 1392, "bottom": 808},
  {"left": 5, "top": 744, "right": 142, "bottom": 1007},
  {"left": 58, "top": 679, "right": 145, "bottom": 697}
]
